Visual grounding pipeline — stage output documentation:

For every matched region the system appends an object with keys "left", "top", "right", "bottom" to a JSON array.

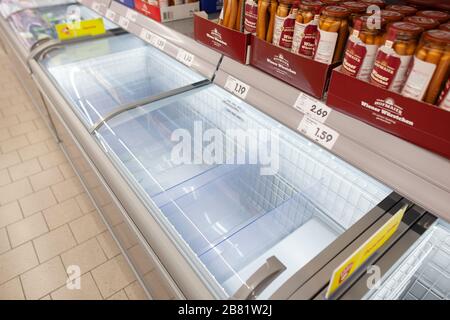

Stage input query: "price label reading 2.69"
[
  {"left": 294, "top": 93, "right": 332, "bottom": 123},
  {"left": 225, "top": 76, "right": 250, "bottom": 100},
  {"left": 297, "top": 117, "right": 339, "bottom": 150}
]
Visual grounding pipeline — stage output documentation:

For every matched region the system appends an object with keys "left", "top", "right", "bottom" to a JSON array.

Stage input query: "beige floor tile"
[
  {"left": 0, "top": 227, "right": 10, "bottom": 254},
  {"left": 91, "top": 255, "right": 135, "bottom": 298},
  {"left": 0, "top": 169, "right": 11, "bottom": 187},
  {"left": 75, "top": 193, "right": 95, "bottom": 214},
  {"left": 0, "top": 179, "right": 33, "bottom": 206},
  {"left": 0, "top": 151, "right": 21, "bottom": 170},
  {"left": 7, "top": 212, "right": 48, "bottom": 247},
  {"left": 1, "top": 135, "right": 29, "bottom": 153},
  {"left": 51, "top": 177, "right": 84, "bottom": 203},
  {"left": 61, "top": 238, "right": 107, "bottom": 274},
  {"left": 33, "top": 225, "right": 76, "bottom": 263},
  {"left": 17, "top": 110, "right": 40, "bottom": 123},
  {"left": 45, "top": 138, "right": 60, "bottom": 152},
  {"left": 97, "top": 231, "right": 121, "bottom": 259},
  {"left": 51, "top": 273, "right": 102, "bottom": 300},
  {"left": 59, "top": 163, "right": 76, "bottom": 179},
  {"left": 40, "top": 295, "right": 51, "bottom": 300},
  {"left": 38, "top": 150, "right": 67, "bottom": 170},
  {"left": 19, "top": 188, "right": 57, "bottom": 217},
  {"left": 1, "top": 105, "right": 28, "bottom": 118},
  {"left": 0, "top": 277, "right": 25, "bottom": 300},
  {"left": 0, "top": 201, "right": 22, "bottom": 229},
  {"left": 9, "top": 121, "right": 37, "bottom": 137},
  {"left": 0, "top": 127, "right": 10, "bottom": 142},
  {"left": 125, "top": 281, "right": 148, "bottom": 300},
  {"left": 20, "top": 256, "right": 67, "bottom": 300},
  {"left": 69, "top": 212, "right": 106, "bottom": 243},
  {"left": 8, "top": 158, "right": 42, "bottom": 181},
  {"left": 0, "top": 242, "right": 38, "bottom": 285},
  {"left": 107, "top": 290, "right": 128, "bottom": 300},
  {"left": 29, "top": 167, "right": 64, "bottom": 191},
  {"left": 18, "top": 141, "right": 49, "bottom": 161},
  {"left": 27, "top": 128, "right": 52, "bottom": 144},
  {"left": 43, "top": 198, "right": 83, "bottom": 230},
  {"left": 0, "top": 115, "right": 19, "bottom": 129}
]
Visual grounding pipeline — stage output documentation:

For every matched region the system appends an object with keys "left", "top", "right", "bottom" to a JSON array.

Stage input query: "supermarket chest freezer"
[{"left": 31, "top": 39, "right": 429, "bottom": 298}]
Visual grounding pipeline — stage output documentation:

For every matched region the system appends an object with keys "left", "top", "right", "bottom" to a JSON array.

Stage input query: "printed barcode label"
[
  {"left": 294, "top": 93, "right": 332, "bottom": 123},
  {"left": 105, "top": 9, "right": 116, "bottom": 21},
  {"left": 92, "top": 1, "right": 101, "bottom": 12},
  {"left": 176, "top": 49, "right": 195, "bottom": 67},
  {"left": 297, "top": 117, "right": 339, "bottom": 150},
  {"left": 150, "top": 35, "right": 166, "bottom": 50},
  {"left": 140, "top": 29, "right": 153, "bottom": 42},
  {"left": 163, "top": 11, "right": 174, "bottom": 21},
  {"left": 118, "top": 16, "right": 129, "bottom": 30},
  {"left": 224, "top": 76, "right": 250, "bottom": 100},
  {"left": 126, "top": 9, "right": 138, "bottom": 22}
]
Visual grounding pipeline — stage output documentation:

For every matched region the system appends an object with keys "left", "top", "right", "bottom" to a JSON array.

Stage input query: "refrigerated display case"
[{"left": 0, "top": 0, "right": 73, "bottom": 18}]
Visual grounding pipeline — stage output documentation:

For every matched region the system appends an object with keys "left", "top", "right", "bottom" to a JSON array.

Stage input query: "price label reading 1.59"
[
  {"left": 297, "top": 116, "right": 339, "bottom": 150},
  {"left": 150, "top": 35, "right": 166, "bottom": 51},
  {"left": 294, "top": 93, "right": 332, "bottom": 123},
  {"left": 105, "top": 9, "right": 116, "bottom": 21},
  {"left": 225, "top": 76, "right": 250, "bottom": 100}
]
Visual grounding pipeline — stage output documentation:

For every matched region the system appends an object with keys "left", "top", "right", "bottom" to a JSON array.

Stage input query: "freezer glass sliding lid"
[
  {"left": 94, "top": 84, "right": 393, "bottom": 298},
  {"left": 8, "top": 3, "right": 116, "bottom": 49},
  {"left": 40, "top": 33, "right": 206, "bottom": 128},
  {"left": 0, "top": 0, "right": 73, "bottom": 18},
  {"left": 365, "top": 220, "right": 450, "bottom": 300}
]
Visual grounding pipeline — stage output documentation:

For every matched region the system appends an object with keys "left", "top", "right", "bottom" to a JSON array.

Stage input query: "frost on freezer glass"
[
  {"left": 41, "top": 34, "right": 204, "bottom": 127},
  {"left": 8, "top": 3, "right": 116, "bottom": 49},
  {"left": 0, "top": 0, "right": 73, "bottom": 18},
  {"left": 365, "top": 221, "right": 450, "bottom": 300},
  {"left": 96, "top": 85, "right": 392, "bottom": 297}
]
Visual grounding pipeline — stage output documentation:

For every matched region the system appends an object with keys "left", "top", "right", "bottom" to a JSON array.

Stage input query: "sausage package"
[
  {"left": 272, "top": 3, "right": 297, "bottom": 49},
  {"left": 244, "top": 0, "right": 258, "bottom": 34}
]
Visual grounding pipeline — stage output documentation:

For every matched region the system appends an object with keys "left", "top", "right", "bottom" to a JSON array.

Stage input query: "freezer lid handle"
[{"left": 231, "top": 256, "right": 286, "bottom": 300}]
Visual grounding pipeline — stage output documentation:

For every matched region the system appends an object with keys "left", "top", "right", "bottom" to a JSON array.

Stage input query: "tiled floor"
[{"left": 0, "top": 46, "right": 147, "bottom": 300}]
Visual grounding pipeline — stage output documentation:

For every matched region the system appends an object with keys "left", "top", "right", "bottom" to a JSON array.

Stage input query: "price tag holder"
[
  {"left": 176, "top": 49, "right": 195, "bottom": 67},
  {"left": 118, "top": 16, "right": 129, "bottom": 30},
  {"left": 150, "top": 34, "right": 166, "bottom": 50},
  {"left": 92, "top": 1, "right": 101, "bottom": 12},
  {"left": 105, "top": 9, "right": 116, "bottom": 21},
  {"left": 294, "top": 93, "right": 332, "bottom": 123},
  {"left": 139, "top": 28, "right": 153, "bottom": 43},
  {"left": 125, "top": 9, "right": 138, "bottom": 22},
  {"left": 224, "top": 76, "right": 250, "bottom": 100},
  {"left": 297, "top": 116, "right": 339, "bottom": 150}
]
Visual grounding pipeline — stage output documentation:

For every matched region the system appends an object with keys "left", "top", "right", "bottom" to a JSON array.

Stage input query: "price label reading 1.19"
[
  {"left": 105, "top": 9, "right": 116, "bottom": 21},
  {"left": 297, "top": 116, "right": 339, "bottom": 150},
  {"left": 294, "top": 93, "right": 332, "bottom": 123},
  {"left": 118, "top": 16, "right": 129, "bottom": 30},
  {"left": 176, "top": 49, "right": 195, "bottom": 67},
  {"left": 225, "top": 76, "right": 250, "bottom": 100}
]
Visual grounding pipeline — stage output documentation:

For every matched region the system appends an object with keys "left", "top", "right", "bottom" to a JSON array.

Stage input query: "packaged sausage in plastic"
[
  {"left": 385, "top": 5, "right": 417, "bottom": 17},
  {"left": 244, "top": 0, "right": 259, "bottom": 34},
  {"left": 256, "top": 0, "right": 277, "bottom": 41},
  {"left": 291, "top": 0, "right": 323, "bottom": 57},
  {"left": 315, "top": 6, "right": 350, "bottom": 64},
  {"left": 404, "top": 16, "right": 440, "bottom": 31},
  {"left": 273, "top": 0, "right": 299, "bottom": 49},
  {"left": 402, "top": 30, "right": 450, "bottom": 104},
  {"left": 370, "top": 22, "right": 423, "bottom": 92},
  {"left": 416, "top": 10, "right": 450, "bottom": 24},
  {"left": 341, "top": 15, "right": 386, "bottom": 81}
]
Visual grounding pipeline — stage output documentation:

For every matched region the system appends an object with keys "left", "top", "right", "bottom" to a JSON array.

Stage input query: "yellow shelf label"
[
  {"left": 55, "top": 18, "right": 106, "bottom": 41},
  {"left": 325, "top": 204, "right": 408, "bottom": 298}
]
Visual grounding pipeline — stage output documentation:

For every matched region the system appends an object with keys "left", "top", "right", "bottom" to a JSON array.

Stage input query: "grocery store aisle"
[{"left": 0, "top": 47, "right": 147, "bottom": 300}]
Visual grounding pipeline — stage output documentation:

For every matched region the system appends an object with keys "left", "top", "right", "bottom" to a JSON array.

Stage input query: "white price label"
[
  {"left": 118, "top": 16, "right": 130, "bottom": 30},
  {"left": 140, "top": 28, "right": 153, "bottom": 42},
  {"left": 92, "top": 1, "right": 101, "bottom": 12},
  {"left": 297, "top": 117, "right": 339, "bottom": 150},
  {"left": 224, "top": 76, "right": 250, "bottom": 100},
  {"left": 105, "top": 9, "right": 116, "bottom": 21},
  {"left": 294, "top": 93, "right": 332, "bottom": 123},
  {"left": 150, "top": 35, "right": 166, "bottom": 50},
  {"left": 176, "top": 49, "right": 195, "bottom": 67},
  {"left": 126, "top": 9, "right": 138, "bottom": 22}
]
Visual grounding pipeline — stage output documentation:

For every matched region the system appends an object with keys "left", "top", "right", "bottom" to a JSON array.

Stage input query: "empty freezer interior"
[
  {"left": 40, "top": 33, "right": 206, "bottom": 128},
  {"left": 0, "top": 0, "right": 74, "bottom": 18},
  {"left": 94, "top": 84, "right": 393, "bottom": 298},
  {"left": 365, "top": 220, "right": 450, "bottom": 300},
  {"left": 7, "top": 3, "right": 116, "bottom": 49}
]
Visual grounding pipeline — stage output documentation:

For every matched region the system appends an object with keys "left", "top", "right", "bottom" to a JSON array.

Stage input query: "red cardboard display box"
[
  {"left": 327, "top": 68, "right": 450, "bottom": 160},
  {"left": 135, "top": 0, "right": 199, "bottom": 22},
  {"left": 193, "top": 13, "right": 251, "bottom": 64},
  {"left": 250, "top": 36, "right": 336, "bottom": 99}
]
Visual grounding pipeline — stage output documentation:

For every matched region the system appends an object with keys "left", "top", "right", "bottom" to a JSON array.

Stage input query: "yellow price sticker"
[
  {"left": 55, "top": 18, "right": 106, "bottom": 41},
  {"left": 325, "top": 204, "right": 408, "bottom": 299}
]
